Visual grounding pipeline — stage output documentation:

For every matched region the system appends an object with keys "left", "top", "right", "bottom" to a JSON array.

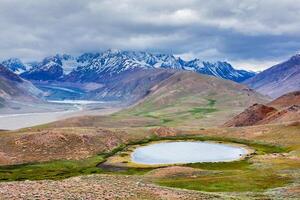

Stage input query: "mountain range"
[
  {"left": 1, "top": 49, "right": 255, "bottom": 83},
  {"left": 1, "top": 50, "right": 300, "bottom": 104}
]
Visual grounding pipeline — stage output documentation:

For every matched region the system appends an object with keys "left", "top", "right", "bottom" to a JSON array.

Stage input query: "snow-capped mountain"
[
  {"left": 21, "top": 55, "right": 64, "bottom": 81},
  {"left": 64, "top": 49, "right": 255, "bottom": 83},
  {"left": 1, "top": 50, "right": 255, "bottom": 82},
  {"left": 0, "top": 58, "right": 29, "bottom": 74},
  {"left": 20, "top": 54, "right": 89, "bottom": 81},
  {"left": 185, "top": 59, "right": 255, "bottom": 82}
]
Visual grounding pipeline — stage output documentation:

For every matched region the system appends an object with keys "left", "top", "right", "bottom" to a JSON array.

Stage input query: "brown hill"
[
  {"left": 224, "top": 91, "right": 300, "bottom": 127},
  {"left": 257, "top": 105, "right": 300, "bottom": 125},
  {"left": 224, "top": 104, "right": 277, "bottom": 127},
  {"left": 268, "top": 91, "right": 300, "bottom": 109},
  {"left": 0, "top": 128, "right": 130, "bottom": 166}
]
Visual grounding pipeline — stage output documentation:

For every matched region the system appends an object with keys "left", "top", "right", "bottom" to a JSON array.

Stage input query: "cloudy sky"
[{"left": 1, "top": 0, "right": 300, "bottom": 71}]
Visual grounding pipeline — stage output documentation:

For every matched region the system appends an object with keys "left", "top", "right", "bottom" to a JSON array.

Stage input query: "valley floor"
[{"left": 0, "top": 101, "right": 122, "bottom": 130}]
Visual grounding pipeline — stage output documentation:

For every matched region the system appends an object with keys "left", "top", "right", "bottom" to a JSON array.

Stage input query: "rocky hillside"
[
  {"left": 224, "top": 104, "right": 277, "bottom": 127},
  {"left": 0, "top": 127, "right": 129, "bottom": 165},
  {"left": 268, "top": 91, "right": 300, "bottom": 109},
  {"left": 224, "top": 91, "right": 300, "bottom": 127},
  {"left": 244, "top": 54, "right": 300, "bottom": 98}
]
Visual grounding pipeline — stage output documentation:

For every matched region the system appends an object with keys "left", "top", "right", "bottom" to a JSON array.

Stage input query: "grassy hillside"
[
  {"left": 47, "top": 71, "right": 267, "bottom": 130},
  {"left": 118, "top": 71, "right": 268, "bottom": 128}
]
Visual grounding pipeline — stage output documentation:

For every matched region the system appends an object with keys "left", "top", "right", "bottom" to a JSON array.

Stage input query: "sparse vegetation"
[
  {"left": 189, "top": 107, "right": 218, "bottom": 115},
  {"left": 0, "top": 133, "right": 288, "bottom": 187},
  {"left": 156, "top": 170, "right": 291, "bottom": 192}
]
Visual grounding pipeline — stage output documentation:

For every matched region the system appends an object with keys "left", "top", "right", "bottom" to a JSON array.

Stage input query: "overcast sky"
[{"left": 1, "top": 0, "right": 300, "bottom": 71}]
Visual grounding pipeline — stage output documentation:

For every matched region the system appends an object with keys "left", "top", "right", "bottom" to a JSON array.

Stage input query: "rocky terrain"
[
  {"left": 224, "top": 91, "right": 300, "bottom": 127},
  {"left": 268, "top": 91, "right": 300, "bottom": 109},
  {"left": 224, "top": 104, "right": 278, "bottom": 127},
  {"left": 0, "top": 127, "right": 131, "bottom": 166},
  {"left": 0, "top": 174, "right": 224, "bottom": 200}
]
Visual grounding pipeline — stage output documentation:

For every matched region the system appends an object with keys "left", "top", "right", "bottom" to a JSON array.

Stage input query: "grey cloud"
[{"left": 0, "top": 0, "right": 299, "bottom": 70}]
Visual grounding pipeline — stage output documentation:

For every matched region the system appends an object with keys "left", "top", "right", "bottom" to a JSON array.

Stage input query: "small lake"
[{"left": 131, "top": 141, "right": 248, "bottom": 165}]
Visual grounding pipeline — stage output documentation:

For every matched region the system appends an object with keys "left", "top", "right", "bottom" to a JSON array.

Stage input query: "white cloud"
[{"left": 231, "top": 59, "right": 283, "bottom": 72}]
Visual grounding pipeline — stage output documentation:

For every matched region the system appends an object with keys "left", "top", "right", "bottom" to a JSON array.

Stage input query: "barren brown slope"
[
  {"left": 225, "top": 91, "right": 300, "bottom": 127},
  {"left": 268, "top": 91, "right": 300, "bottom": 109},
  {"left": 0, "top": 128, "right": 133, "bottom": 166},
  {"left": 223, "top": 104, "right": 277, "bottom": 127},
  {"left": 257, "top": 105, "right": 300, "bottom": 125}
]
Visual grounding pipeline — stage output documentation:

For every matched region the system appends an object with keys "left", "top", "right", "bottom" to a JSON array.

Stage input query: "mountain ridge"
[
  {"left": 1, "top": 50, "right": 255, "bottom": 83},
  {"left": 0, "top": 65, "right": 42, "bottom": 104},
  {"left": 244, "top": 54, "right": 300, "bottom": 98}
]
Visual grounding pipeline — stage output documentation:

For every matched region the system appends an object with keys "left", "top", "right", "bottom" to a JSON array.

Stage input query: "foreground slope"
[{"left": 244, "top": 54, "right": 300, "bottom": 98}]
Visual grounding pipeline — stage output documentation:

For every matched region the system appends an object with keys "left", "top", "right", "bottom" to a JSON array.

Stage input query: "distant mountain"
[
  {"left": 1, "top": 58, "right": 28, "bottom": 74},
  {"left": 0, "top": 65, "right": 42, "bottom": 104},
  {"left": 21, "top": 55, "right": 65, "bottom": 81},
  {"left": 84, "top": 68, "right": 177, "bottom": 103},
  {"left": 184, "top": 59, "right": 255, "bottom": 82},
  {"left": 244, "top": 54, "right": 300, "bottom": 98},
  {"left": 1, "top": 50, "right": 255, "bottom": 83}
]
